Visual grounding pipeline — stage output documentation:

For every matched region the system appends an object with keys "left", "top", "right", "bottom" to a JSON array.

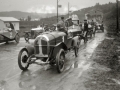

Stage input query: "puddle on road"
[
  {"left": 71, "top": 61, "right": 86, "bottom": 69},
  {"left": 0, "top": 80, "right": 9, "bottom": 90}
]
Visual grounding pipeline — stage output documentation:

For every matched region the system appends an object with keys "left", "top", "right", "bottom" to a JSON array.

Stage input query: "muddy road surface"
[{"left": 0, "top": 32, "right": 105, "bottom": 90}]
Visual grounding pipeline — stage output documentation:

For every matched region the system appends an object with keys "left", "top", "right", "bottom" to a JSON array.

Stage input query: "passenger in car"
[{"left": 57, "top": 17, "right": 68, "bottom": 34}]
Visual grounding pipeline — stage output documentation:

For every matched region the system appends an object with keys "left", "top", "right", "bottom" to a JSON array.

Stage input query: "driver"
[{"left": 57, "top": 16, "right": 67, "bottom": 34}]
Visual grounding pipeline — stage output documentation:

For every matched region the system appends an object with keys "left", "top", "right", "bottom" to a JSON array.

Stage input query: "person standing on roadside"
[{"left": 84, "top": 19, "right": 88, "bottom": 41}]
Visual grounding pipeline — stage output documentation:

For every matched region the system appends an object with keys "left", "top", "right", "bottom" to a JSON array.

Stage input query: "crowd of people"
[{"left": 40, "top": 15, "right": 102, "bottom": 41}]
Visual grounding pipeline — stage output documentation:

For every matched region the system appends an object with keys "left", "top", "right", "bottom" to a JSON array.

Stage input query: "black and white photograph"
[{"left": 0, "top": 0, "right": 119, "bottom": 90}]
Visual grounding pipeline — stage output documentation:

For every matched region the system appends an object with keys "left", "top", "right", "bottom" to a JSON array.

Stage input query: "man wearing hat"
[
  {"left": 57, "top": 16, "right": 67, "bottom": 33},
  {"left": 83, "top": 19, "right": 88, "bottom": 41}
]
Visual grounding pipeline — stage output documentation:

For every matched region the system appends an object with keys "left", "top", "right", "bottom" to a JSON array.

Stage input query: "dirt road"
[{"left": 0, "top": 32, "right": 105, "bottom": 90}]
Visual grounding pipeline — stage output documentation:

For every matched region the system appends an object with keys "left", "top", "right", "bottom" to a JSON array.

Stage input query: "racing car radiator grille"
[
  {"left": 34, "top": 38, "right": 48, "bottom": 55},
  {"left": 41, "top": 40, "right": 47, "bottom": 55}
]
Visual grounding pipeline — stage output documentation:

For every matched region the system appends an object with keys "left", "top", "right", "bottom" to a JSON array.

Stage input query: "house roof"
[{"left": 0, "top": 17, "right": 19, "bottom": 22}]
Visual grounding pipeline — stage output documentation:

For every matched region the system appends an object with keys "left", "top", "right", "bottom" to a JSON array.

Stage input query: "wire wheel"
[
  {"left": 56, "top": 49, "right": 65, "bottom": 73},
  {"left": 18, "top": 48, "right": 30, "bottom": 71},
  {"left": 15, "top": 34, "right": 20, "bottom": 43}
]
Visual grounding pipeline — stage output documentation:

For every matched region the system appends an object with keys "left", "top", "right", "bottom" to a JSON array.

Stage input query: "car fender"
[
  {"left": 52, "top": 42, "right": 67, "bottom": 57},
  {"left": 72, "top": 36, "right": 79, "bottom": 47},
  {"left": 24, "top": 45, "right": 34, "bottom": 56}
]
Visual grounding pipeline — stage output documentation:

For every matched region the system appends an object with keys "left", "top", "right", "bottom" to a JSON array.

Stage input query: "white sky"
[{"left": 0, "top": 0, "right": 116, "bottom": 13}]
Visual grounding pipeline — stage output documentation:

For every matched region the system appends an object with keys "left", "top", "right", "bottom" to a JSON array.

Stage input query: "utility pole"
[
  {"left": 116, "top": 0, "right": 119, "bottom": 33},
  {"left": 57, "top": 0, "right": 58, "bottom": 23},
  {"left": 68, "top": 2, "right": 69, "bottom": 17}
]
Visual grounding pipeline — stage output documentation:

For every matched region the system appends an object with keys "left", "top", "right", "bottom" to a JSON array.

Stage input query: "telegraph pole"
[
  {"left": 116, "top": 0, "right": 119, "bottom": 33},
  {"left": 68, "top": 2, "right": 69, "bottom": 17},
  {"left": 57, "top": 0, "right": 58, "bottom": 23}
]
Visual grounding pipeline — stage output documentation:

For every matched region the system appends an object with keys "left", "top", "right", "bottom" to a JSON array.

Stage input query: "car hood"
[{"left": 37, "top": 31, "right": 66, "bottom": 41}]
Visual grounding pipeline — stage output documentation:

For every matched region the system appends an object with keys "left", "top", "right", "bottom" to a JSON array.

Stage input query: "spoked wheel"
[
  {"left": 90, "top": 30, "right": 93, "bottom": 39},
  {"left": 15, "top": 34, "right": 20, "bottom": 43},
  {"left": 24, "top": 33, "right": 29, "bottom": 42},
  {"left": 74, "top": 40, "right": 80, "bottom": 57},
  {"left": 84, "top": 36, "right": 87, "bottom": 44},
  {"left": 56, "top": 49, "right": 65, "bottom": 73},
  {"left": 18, "top": 48, "right": 30, "bottom": 71},
  {"left": 93, "top": 28, "right": 96, "bottom": 37}
]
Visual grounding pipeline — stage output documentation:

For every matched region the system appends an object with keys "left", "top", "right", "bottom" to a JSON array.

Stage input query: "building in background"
[{"left": 0, "top": 17, "right": 20, "bottom": 30}]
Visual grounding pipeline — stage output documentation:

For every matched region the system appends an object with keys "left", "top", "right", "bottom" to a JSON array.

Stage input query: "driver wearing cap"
[{"left": 57, "top": 16, "right": 68, "bottom": 34}]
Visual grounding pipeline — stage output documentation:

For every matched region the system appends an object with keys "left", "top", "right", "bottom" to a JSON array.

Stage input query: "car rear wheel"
[
  {"left": 15, "top": 34, "right": 20, "bottom": 43},
  {"left": 74, "top": 40, "right": 80, "bottom": 57},
  {"left": 90, "top": 30, "right": 93, "bottom": 39},
  {"left": 24, "top": 33, "right": 29, "bottom": 42},
  {"left": 56, "top": 49, "right": 65, "bottom": 73},
  {"left": 18, "top": 48, "right": 30, "bottom": 71},
  {"left": 102, "top": 27, "right": 104, "bottom": 32},
  {"left": 84, "top": 36, "right": 87, "bottom": 44}
]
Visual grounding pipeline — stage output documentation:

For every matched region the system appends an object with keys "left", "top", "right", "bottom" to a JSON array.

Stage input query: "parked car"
[
  {"left": 0, "top": 21, "right": 20, "bottom": 43},
  {"left": 18, "top": 23, "right": 81, "bottom": 73}
]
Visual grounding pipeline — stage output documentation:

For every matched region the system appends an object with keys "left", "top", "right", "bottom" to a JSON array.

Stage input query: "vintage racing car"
[
  {"left": 18, "top": 21, "right": 81, "bottom": 73},
  {"left": 24, "top": 25, "right": 44, "bottom": 42},
  {"left": 0, "top": 20, "right": 20, "bottom": 43},
  {"left": 95, "top": 23, "right": 104, "bottom": 32}
]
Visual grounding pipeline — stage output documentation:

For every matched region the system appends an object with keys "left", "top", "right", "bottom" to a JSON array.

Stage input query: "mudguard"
[
  {"left": 72, "top": 36, "right": 79, "bottom": 47},
  {"left": 24, "top": 45, "right": 34, "bottom": 56},
  {"left": 52, "top": 42, "right": 67, "bottom": 57}
]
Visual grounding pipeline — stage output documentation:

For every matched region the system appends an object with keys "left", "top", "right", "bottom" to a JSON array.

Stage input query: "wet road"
[{"left": 0, "top": 32, "right": 105, "bottom": 90}]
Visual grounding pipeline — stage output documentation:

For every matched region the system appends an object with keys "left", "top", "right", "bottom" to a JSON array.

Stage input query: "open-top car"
[
  {"left": 18, "top": 18, "right": 81, "bottom": 73},
  {"left": 24, "top": 25, "right": 44, "bottom": 42},
  {"left": 95, "top": 23, "right": 104, "bottom": 32}
]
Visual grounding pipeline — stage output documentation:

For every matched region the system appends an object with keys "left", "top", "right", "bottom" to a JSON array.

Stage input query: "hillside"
[
  {"left": 0, "top": 11, "right": 56, "bottom": 19},
  {"left": 40, "top": 2, "right": 118, "bottom": 24}
]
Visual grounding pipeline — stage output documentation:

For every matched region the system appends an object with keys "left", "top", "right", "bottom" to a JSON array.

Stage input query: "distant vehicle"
[
  {"left": 0, "top": 20, "right": 20, "bottom": 43},
  {"left": 85, "top": 10, "right": 104, "bottom": 32},
  {"left": 24, "top": 25, "right": 44, "bottom": 42},
  {"left": 95, "top": 23, "right": 104, "bottom": 32},
  {"left": 18, "top": 21, "right": 81, "bottom": 73}
]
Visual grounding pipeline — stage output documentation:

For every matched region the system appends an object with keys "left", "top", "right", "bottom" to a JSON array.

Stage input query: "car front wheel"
[
  {"left": 74, "top": 39, "right": 80, "bottom": 57},
  {"left": 15, "top": 34, "right": 20, "bottom": 43},
  {"left": 18, "top": 48, "right": 30, "bottom": 71},
  {"left": 56, "top": 49, "right": 65, "bottom": 73}
]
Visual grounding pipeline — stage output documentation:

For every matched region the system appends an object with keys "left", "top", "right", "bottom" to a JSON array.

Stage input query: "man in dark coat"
[{"left": 84, "top": 19, "right": 88, "bottom": 41}]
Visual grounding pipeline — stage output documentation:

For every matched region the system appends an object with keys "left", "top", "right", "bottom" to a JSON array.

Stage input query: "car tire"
[
  {"left": 15, "top": 34, "right": 20, "bottom": 43},
  {"left": 90, "top": 30, "right": 93, "bottom": 39},
  {"left": 24, "top": 33, "right": 29, "bottom": 42},
  {"left": 18, "top": 48, "right": 30, "bottom": 71},
  {"left": 84, "top": 36, "right": 87, "bottom": 44},
  {"left": 56, "top": 49, "right": 65, "bottom": 73},
  {"left": 102, "top": 28, "right": 104, "bottom": 32}
]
